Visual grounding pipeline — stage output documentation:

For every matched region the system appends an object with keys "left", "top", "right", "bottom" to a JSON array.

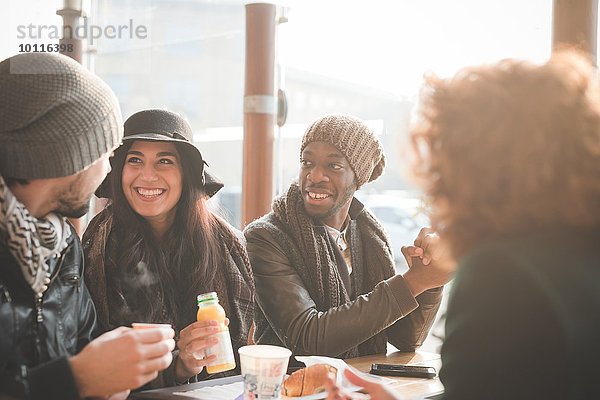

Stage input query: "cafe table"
[
  {"left": 345, "top": 350, "right": 444, "bottom": 399},
  {"left": 131, "top": 351, "right": 444, "bottom": 399}
]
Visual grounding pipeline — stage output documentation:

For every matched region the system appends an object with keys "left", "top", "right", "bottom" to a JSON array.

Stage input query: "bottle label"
[{"left": 205, "top": 330, "right": 235, "bottom": 366}]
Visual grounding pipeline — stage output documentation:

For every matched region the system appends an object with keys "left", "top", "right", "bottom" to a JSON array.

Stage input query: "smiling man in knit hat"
[
  {"left": 0, "top": 53, "right": 175, "bottom": 400},
  {"left": 245, "top": 114, "right": 453, "bottom": 358}
]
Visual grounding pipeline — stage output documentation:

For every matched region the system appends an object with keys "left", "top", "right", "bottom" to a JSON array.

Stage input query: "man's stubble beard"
[
  {"left": 54, "top": 174, "right": 93, "bottom": 218},
  {"left": 56, "top": 199, "right": 90, "bottom": 218},
  {"left": 307, "top": 182, "right": 356, "bottom": 222}
]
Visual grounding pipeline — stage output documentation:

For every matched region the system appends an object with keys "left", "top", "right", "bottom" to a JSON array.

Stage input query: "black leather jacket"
[{"left": 0, "top": 232, "right": 97, "bottom": 400}]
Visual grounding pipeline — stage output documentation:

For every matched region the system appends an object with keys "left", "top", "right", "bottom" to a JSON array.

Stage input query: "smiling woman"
[
  {"left": 80, "top": 109, "right": 255, "bottom": 390},
  {"left": 121, "top": 141, "right": 183, "bottom": 238}
]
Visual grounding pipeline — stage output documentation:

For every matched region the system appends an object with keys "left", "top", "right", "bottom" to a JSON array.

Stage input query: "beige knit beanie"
[
  {"left": 300, "top": 114, "right": 386, "bottom": 187},
  {"left": 0, "top": 53, "right": 123, "bottom": 179}
]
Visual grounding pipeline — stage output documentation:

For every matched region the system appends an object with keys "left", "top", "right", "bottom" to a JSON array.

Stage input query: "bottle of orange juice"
[{"left": 196, "top": 292, "right": 236, "bottom": 374}]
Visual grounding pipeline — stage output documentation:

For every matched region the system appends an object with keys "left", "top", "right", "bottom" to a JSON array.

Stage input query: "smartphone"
[{"left": 370, "top": 363, "right": 437, "bottom": 379}]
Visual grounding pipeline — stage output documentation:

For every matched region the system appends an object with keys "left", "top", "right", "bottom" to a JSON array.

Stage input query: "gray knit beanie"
[
  {"left": 301, "top": 114, "right": 386, "bottom": 187},
  {"left": 0, "top": 53, "right": 123, "bottom": 179}
]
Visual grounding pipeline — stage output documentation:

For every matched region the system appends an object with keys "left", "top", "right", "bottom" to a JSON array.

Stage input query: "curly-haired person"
[
  {"left": 326, "top": 50, "right": 600, "bottom": 400},
  {"left": 415, "top": 49, "right": 600, "bottom": 400}
]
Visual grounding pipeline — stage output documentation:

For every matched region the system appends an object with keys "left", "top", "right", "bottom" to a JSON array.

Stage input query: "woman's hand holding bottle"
[{"left": 175, "top": 318, "right": 230, "bottom": 381}]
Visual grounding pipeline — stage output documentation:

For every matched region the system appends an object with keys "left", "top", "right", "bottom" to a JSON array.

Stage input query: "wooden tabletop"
[
  {"left": 133, "top": 351, "right": 444, "bottom": 399},
  {"left": 345, "top": 351, "right": 444, "bottom": 399}
]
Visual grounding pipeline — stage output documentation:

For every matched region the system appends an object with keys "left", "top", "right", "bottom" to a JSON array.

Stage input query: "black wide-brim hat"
[{"left": 96, "top": 109, "right": 223, "bottom": 198}]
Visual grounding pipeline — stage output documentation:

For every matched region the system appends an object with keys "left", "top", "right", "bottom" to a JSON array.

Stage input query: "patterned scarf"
[{"left": 0, "top": 175, "right": 71, "bottom": 297}]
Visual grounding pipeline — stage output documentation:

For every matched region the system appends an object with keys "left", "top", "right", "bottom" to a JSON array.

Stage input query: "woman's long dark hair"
[{"left": 107, "top": 141, "right": 237, "bottom": 330}]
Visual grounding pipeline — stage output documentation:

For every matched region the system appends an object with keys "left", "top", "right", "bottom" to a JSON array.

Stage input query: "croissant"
[{"left": 282, "top": 364, "right": 338, "bottom": 397}]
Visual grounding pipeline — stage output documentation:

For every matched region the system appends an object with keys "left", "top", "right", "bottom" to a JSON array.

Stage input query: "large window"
[
  {"left": 276, "top": 0, "right": 552, "bottom": 352},
  {"left": 91, "top": 0, "right": 246, "bottom": 226},
  {"left": 2, "top": 0, "right": 63, "bottom": 59},
  {"left": 278, "top": 0, "right": 552, "bottom": 266},
  {"left": 2, "top": 0, "right": 553, "bottom": 252},
  {"left": 3, "top": 0, "right": 556, "bottom": 353}
]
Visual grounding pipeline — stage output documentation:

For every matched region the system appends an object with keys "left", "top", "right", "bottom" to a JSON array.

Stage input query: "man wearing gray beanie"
[
  {"left": 0, "top": 53, "right": 175, "bottom": 400},
  {"left": 245, "top": 114, "right": 453, "bottom": 358}
]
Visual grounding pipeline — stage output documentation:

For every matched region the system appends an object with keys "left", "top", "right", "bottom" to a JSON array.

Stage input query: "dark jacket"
[
  {"left": 245, "top": 199, "right": 442, "bottom": 358},
  {"left": 0, "top": 231, "right": 97, "bottom": 400},
  {"left": 441, "top": 228, "right": 600, "bottom": 400}
]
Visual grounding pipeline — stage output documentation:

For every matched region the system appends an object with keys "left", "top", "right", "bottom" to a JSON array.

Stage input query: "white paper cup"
[{"left": 238, "top": 345, "right": 292, "bottom": 400}]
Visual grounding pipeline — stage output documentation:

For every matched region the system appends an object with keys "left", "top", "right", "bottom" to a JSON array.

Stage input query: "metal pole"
[
  {"left": 552, "top": 0, "right": 598, "bottom": 63},
  {"left": 57, "top": 0, "right": 83, "bottom": 63},
  {"left": 57, "top": 0, "right": 84, "bottom": 235},
  {"left": 242, "top": 3, "right": 277, "bottom": 227}
]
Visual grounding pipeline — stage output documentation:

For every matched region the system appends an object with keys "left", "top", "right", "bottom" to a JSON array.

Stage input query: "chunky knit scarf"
[
  {"left": 83, "top": 205, "right": 254, "bottom": 332},
  {"left": 254, "top": 182, "right": 396, "bottom": 358},
  {"left": 83, "top": 206, "right": 255, "bottom": 385},
  {"left": 0, "top": 175, "right": 70, "bottom": 297}
]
